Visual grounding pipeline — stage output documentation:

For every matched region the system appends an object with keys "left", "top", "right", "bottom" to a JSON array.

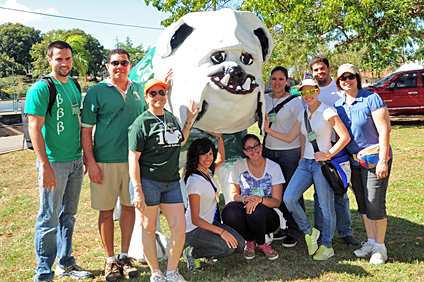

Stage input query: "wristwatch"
[
  {"left": 325, "top": 152, "right": 331, "bottom": 160},
  {"left": 379, "top": 159, "right": 387, "bottom": 163}
]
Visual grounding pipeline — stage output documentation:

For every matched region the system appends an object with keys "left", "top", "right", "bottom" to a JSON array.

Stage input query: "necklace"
[
  {"left": 271, "top": 91, "right": 287, "bottom": 114},
  {"left": 51, "top": 75, "right": 80, "bottom": 115},
  {"left": 150, "top": 111, "right": 171, "bottom": 132},
  {"left": 247, "top": 157, "right": 265, "bottom": 178}
]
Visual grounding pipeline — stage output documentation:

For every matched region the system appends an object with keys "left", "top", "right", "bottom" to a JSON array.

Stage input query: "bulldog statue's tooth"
[{"left": 152, "top": 9, "right": 274, "bottom": 134}]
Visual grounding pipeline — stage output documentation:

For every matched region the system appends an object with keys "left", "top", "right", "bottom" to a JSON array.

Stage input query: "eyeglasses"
[
  {"left": 299, "top": 88, "right": 318, "bottom": 97},
  {"left": 109, "top": 60, "right": 130, "bottom": 66},
  {"left": 148, "top": 90, "right": 166, "bottom": 97},
  {"left": 340, "top": 74, "right": 356, "bottom": 81},
  {"left": 244, "top": 143, "right": 261, "bottom": 152}
]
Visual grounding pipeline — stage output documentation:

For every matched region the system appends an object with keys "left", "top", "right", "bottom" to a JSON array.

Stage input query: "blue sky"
[{"left": 0, "top": 0, "right": 169, "bottom": 49}]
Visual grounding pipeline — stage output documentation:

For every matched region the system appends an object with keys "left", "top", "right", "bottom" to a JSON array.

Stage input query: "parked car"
[{"left": 365, "top": 68, "right": 424, "bottom": 115}]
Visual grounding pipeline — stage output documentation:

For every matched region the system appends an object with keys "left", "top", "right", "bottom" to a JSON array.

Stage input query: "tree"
[
  {"left": 114, "top": 36, "right": 148, "bottom": 66},
  {"left": 0, "top": 55, "right": 26, "bottom": 78},
  {"left": 0, "top": 23, "right": 42, "bottom": 66}
]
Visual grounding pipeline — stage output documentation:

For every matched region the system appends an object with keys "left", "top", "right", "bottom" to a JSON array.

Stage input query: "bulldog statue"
[{"left": 127, "top": 9, "right": 274, "bottom": 261}]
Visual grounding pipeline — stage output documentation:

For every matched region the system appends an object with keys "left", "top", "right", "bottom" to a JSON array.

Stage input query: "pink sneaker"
[
  {"left": 243, "top": 241, "right": 255, "bottom": 259},
  {"left": 258, "top": 244, "right": 279, "bottom": 260}
]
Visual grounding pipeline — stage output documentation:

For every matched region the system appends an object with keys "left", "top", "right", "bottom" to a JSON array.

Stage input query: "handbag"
[
  {"left": 303, "top": 110, "right": 349, "bottom": 195},
  {"left": 354, "top": 144, "right": 393, "bottom": 169}
]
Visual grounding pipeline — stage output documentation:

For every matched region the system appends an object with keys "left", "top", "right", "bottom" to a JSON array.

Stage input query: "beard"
[{"left": 55, "top": 66, "right": 71, "bottom": 77}]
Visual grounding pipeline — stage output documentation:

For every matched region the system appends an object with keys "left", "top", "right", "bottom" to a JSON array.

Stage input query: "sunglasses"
[
  {"left": 148, "top": 90, "right": 166, "bottom": 97},
  {"left": 340, "top": 74, "right": 356, "bottom": 81},
  {"left": 244, "top": 143, "right": 261, "bottom": 152},
  {"left": 109, "top": 60, "right": 130, "bottom": 66},
  {"left": 299, "top": 88, "right": 318, "bottom": 97}
]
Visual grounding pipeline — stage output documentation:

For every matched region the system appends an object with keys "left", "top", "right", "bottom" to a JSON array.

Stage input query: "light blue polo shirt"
[{"left": 334, "top": 89, "right": 387, "bottom": 156}]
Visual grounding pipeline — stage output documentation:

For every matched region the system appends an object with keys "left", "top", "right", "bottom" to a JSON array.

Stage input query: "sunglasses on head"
[
  {"left": 244, "top": 143, "right": 260, "bottom": 152},
  {"left": 148, "top": 90, "right": 166, "bottom": 97},
  {"left": 299, "top": 88, "right": 318, "bottom": 97},
  {"left": 109, "top": 60, "right": 130, "bottom": 66},
  {"left": 340, "top": 74, "right": 356, "bottom": 81}
]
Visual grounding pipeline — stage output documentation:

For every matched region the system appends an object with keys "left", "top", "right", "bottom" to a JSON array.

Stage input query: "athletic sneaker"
[
  {"left": 55, "top": 264, "right": 92, "bottom": 279},
  {"left": 370, "top": 246, "right": 388, "bottom": 265},
  {"left": 166, "top": 269, "right": 187, "bottom": 282},
  {"left": 305, "top": 228, "right": 320, "bottom": 255},
  {"left": 203, "top": 257, "right": 218, "bottom": 264},
  {"left": 117, "top": 255, "right": 138, "bottom": 278},
  {"left": 282, "top": 235, "right": 299, "bottom": 248},
  {"left": 104, "top": 261, "right": 122, "bottom": 282},
  {"left": 354, "top": 241, "right": 374, "bottom": 258},
  {"left": 243, "top": 241, "right": 255, "bottom": 259},
  {"left": 273, "top": 228, "right": 288, "bottom": 240},
  {"left": 258, "top": 244, "right": 279, "bottom": 260},
  {"left": 182, "top": 246, "right": 204, "bottom": 272},
  {"left": 313, "top": 245, "right": 334, "bottom": 260},
  {"left": 150, "top": 270, "right": 166, "bottom": 282}
]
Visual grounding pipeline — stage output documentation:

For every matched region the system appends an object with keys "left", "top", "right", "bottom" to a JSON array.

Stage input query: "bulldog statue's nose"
[{"left": 225, "top": 66, "right": 245, "bottom": 86}]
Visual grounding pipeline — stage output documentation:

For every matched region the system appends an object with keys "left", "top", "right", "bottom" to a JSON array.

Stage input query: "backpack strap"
[
  {"left": 40, "top": 76, "right": 57, "bottom": 117},
  {"left": 303, "top": 110, "right": 320, "bottom": 153}
]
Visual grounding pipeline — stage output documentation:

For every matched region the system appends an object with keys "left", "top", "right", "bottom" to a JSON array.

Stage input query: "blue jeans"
[
  {"left": 313, "top": 192, "right": 353, "bottom": 238},
  {"left": 263, "top": 147, "right": 304, "bottom": 239},
  {"left": 185, "top": 221, "right": 245, "bottom": 259},
  {"left": 284, "top": 159, "right": 336, "bottom": 248},
  {"left": 34, "top": 157, "right": 84, "bottom": 282}
]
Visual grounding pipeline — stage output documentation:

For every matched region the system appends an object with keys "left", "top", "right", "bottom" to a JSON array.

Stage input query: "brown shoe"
[
  {"left": 117, "top": 256, "right": 139, "bottom": 278},
  {"left": 105, "top": 261, "right": 122, "bottom": 282}
]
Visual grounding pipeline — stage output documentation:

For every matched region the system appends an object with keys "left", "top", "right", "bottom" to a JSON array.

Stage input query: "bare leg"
[
  {"left": 160, "top": 203, "right": 186, "bottom": 272},
  {"left": 139, "top": 206, "right": 160, "bottom": 272},
  {"left": 362, "top": 214, "right": 375, "bottom": 240},
  {"left": 99, "top": 209, "right": 115, "bottom": 257},
  {"left": 372, "top": 218, "right": 387, "bottom": 244},
  {"left": 120, "top": 204, "right": 135, "bottom": 253}
]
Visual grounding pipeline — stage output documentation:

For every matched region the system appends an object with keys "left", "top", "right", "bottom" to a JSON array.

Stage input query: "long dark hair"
[
  {"left": 271, "top": 66, "right": 291, "bottom": 93},
  {"left": 184, "top": 138, "right": 217, "bottom": 183}
]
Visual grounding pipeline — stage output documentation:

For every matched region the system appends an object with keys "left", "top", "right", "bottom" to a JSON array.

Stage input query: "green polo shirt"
[
  {"left": 128, "top": 110, "right": 183, "bottom": 183},
  {"left": 81, "top": 79, "right": 146, "bottom": 163},
  {"left": 24, "top": 75, "right": 82, "bottom": 162}
]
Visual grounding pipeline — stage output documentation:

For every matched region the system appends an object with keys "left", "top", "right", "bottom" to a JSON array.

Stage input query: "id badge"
[
  {"left": 307, "top": 131, "right": 316, "bottom": 142},
  {"left": 252, "top": 188, "right": 264, "bottom": 197},
  {"left": 165, "top": 131, "right": 179, "bottom": 144},
  {"left": 268, "top": 113, "right": 276, "bottom": 123},
  {"left": 72, "top": 104, "right": 80, "bottom": 115}
]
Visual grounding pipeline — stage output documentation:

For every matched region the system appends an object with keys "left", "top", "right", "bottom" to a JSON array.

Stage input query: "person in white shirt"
[
  {"left": 309, "top": 56, "right": 359, "bottom": 246},
  {"left": 264, "top": 79, "right": 351, "bottom": 260}
]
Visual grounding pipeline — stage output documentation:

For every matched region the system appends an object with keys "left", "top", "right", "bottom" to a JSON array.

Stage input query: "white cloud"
[{"left": 0, "top": 0, "right": 57, "bottom": 25}]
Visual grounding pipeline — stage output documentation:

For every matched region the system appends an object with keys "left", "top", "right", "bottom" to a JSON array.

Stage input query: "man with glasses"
[
  {"left": 81, "top": 49, "right": 146, "bottom": 282},
  {"left": 309, "top": 55, "right": 359, "bottom": 246}
]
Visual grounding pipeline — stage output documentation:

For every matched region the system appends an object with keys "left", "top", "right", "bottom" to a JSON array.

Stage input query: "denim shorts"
[{"left": 130, "top": 178, "right": 183, "bottom": 206}]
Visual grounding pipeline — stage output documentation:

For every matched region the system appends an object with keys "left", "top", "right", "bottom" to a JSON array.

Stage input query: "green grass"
[{"left": 0, "top": 122, "right": 424, "bottom": 281}]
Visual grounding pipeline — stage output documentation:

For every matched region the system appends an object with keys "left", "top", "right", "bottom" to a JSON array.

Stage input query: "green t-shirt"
[
  {"left": 24, "top": 75, "right": 82, "bottom": 162},
  {"left": 81, "top": 80, "right": 146, "bottom": 163},
  {"left": 128, "top": 110, "right": 183, "bottom": 183}
]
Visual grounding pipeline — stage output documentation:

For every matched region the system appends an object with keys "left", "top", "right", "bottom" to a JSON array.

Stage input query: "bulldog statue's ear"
[
  {"left": 254, "top": 28, "right": 270, "bottom": 62},
  {"left": 156, "top": 21, "right": 194, "bottom": 58}
]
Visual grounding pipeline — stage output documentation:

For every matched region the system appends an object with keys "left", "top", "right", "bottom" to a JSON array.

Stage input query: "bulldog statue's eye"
[
  {"left": 211, "top": 51, "right": 226, "bottom": 64},
  {"left": 240, "top": 53, "right": 253, "bottom": 65}
]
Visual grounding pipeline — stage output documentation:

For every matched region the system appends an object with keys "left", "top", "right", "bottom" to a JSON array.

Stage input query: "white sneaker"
[
  {"left": 370, "top": 246, "right": 387, "bottom": 265},
  {"left": 150, "top": 270, "right": 166, "bottom": 282},
  {"left": 354, "top": 241, "right": 373, "bottom": 258},
  {"left": 166, "top": 269, "right": 187, "bottom": 282}
]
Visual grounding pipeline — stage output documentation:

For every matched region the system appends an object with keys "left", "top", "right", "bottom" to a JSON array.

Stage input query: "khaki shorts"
[{"left": 90, "top": 162, "right": 133, "bottom": 211}]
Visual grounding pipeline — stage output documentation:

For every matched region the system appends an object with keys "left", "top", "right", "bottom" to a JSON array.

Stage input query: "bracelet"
[
  {"left": 133, "top": 184, "right": 142, "bottom": 189},
  {"left": 241, "top": 195, "right": 246, "bottom": 204},
  {"left": 185, "top": 121, "right": 191, "bottom": 125},
  {"left": 220, "top": 229, "right": 225, "bottom": 235}
]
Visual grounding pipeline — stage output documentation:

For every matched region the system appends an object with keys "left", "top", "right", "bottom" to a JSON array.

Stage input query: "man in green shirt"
[
  {"left": 26, "top": 41, "right": 91, "bottom": 282},
  {"left": 81, "top": 49, "right": 146, "bottom": 282}
]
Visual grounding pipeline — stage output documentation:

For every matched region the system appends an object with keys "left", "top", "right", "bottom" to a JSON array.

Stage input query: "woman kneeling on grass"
[
  {"left": 183, "top": 136, "right": 245, "bottom": 272},
  {"left": 222, "top": 134, "right": 284, "bottom": 260},
  {"left": 264, "top": 79, "right": 351, "bottom": 260}
]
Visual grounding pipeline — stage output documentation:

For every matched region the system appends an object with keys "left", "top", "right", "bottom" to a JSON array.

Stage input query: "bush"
[{"left": 0, "top": 75, "right": 32, "bottom": 100}]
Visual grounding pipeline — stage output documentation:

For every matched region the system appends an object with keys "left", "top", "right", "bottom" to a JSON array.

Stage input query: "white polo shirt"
[{"left": 298, "top": 103, "right": 338, "bottom": 159}]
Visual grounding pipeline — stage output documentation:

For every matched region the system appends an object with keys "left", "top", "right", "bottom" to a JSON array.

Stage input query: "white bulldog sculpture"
[{"left": 127, "top": 9, "right": 274, "bottom": 261}]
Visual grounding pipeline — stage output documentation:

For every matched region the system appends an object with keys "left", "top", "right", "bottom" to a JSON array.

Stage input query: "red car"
[{"left": 365, "top": 68, "right": 424, "bottom": 115}]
